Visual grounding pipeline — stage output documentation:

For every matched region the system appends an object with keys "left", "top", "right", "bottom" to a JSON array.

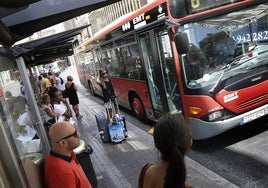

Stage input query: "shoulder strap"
[
  {"left": 138, "top": 163, "right": 152, "bottom": 188},
  {"left": 71, "top": 82, "right": 75, "bottom": 88},
  {"left": 60, "top": 77, "right": 64, "bottom": 84},
  {"left": 49, "top": 103, "right": 54, "bottom": 109}
]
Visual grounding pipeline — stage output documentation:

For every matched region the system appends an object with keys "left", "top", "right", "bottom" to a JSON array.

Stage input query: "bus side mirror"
[
  {"left": 175, "top": 32, "right": 189, "bottom": 55},
  {"left": 169, "top": 0, "right": 188, "bottom": 19}
]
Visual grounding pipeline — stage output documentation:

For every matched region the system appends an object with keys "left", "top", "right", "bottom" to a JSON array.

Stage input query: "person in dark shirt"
[
  {"left": 5, "top": 91, "right": 26, "bottom": 120},
  {"left": 97, "top": 68, "right": 118, "bottom": 120},
  {"left": 65, "top": 75, "right": 83, "bottom": 120}
]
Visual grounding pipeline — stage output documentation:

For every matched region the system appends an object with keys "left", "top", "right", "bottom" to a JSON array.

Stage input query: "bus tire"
[{"left": 130, "top": 94, "right": 147, "bottom": 122}]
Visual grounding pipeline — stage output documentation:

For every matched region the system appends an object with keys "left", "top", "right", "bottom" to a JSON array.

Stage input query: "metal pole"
[{"left": 16, "top": 56, "right": 50, "bottom": 154}]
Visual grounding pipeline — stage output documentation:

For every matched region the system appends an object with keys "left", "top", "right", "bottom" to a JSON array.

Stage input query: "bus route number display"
[
  {"left": 232, "top": 30, "right": 268, "bottom": 44},
  {"left": 190, "top": 0, "right": 244, "bottom": 13},
  {"left": 122, "top": 3, "right": 167, "bottom": 32}
]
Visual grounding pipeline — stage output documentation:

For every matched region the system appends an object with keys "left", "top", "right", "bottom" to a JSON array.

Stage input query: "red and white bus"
[{"left": 75, "top": 0, "right": 268, "bottom": 139}]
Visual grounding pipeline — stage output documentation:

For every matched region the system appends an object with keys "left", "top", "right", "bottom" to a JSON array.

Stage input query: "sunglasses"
[
  {"left": 102, "top": 72, "right": 107, "bottom": 76},
  {"left": 56, "top": 130, "right": 78, "bottom": 143}
]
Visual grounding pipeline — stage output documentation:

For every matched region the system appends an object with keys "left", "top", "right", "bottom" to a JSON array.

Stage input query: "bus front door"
[{"left": 139, "top": 29, "right": 180, "bottom": 119}]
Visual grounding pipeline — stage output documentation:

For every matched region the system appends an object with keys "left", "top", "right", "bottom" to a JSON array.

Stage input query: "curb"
[{"left": 186, "top": 157, "right": 239, "bottom": 188}]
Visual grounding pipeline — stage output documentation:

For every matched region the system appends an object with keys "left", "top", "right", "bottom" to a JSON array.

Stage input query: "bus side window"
[
  {"left": 109, "top": 48, "right": 119, "bottom": 77},
  {"left": 135, "top": 56, "right": 144, "bottom": 80},
  {"left": 127, "top": 44, "right": 142, "bottom": 80}
]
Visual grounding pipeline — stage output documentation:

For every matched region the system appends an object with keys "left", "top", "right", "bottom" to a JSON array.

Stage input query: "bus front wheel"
[{"left": 130, "top": 94, "right": 146, "bottom": 122}]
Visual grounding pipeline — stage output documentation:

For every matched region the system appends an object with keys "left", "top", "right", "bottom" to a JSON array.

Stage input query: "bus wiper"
[
  {"left": 208, "top": 64, "right": 230, "bottom": 95},
  {"left": 228, "top": 44, "right": 258, "bottom": 66},
  {"left": 209, "top": 51, "right": 253, "bottom": 95},
  {"left": 222, "top": 54, "right": 245, "bottom": 69}
]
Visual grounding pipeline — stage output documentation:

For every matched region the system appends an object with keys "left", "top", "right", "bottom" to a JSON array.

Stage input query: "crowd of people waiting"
[
  {"left": 37, "top": 71, "right": 82, "bottom": 131},
  {"left": 39, "top": 69, "right": 193, "bottom": 188},
  {"left": 33, "top": 70, "right": 90, "bottom": 188}
]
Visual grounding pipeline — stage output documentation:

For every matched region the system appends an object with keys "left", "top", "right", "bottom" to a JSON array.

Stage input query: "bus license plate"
[{"left": 241, "top": 109, "right": 266, "bottom": 124}]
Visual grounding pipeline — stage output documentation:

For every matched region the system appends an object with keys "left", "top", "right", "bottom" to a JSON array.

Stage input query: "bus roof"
[{"left": 80, "top": 0, "right": 166, "bottom": 48}]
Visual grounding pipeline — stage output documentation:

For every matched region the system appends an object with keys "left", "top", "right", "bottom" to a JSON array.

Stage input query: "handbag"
[{"left": 44, "top": 118, "right": 56, "bottom": 126}]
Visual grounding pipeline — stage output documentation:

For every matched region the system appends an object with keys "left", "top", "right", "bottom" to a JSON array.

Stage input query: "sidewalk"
[{"left": 75, "top": 91, "right": 239, "bottom": 188}]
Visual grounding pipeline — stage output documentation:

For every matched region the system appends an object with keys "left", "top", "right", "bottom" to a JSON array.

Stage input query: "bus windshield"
[{"left": 181, "top": 3, "right": 268, "bottom": 88}]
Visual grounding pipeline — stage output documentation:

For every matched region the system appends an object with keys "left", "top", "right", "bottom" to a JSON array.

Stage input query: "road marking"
[{"left": 126, "top": 133, "right": 151, "bottom": 150}]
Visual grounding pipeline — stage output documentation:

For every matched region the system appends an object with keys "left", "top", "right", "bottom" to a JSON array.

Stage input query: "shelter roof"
[
  {"left": 11, "top": 25, "right": 89, "bottom": 66},
  {"left": 0, "top": 0, "right": 121, "bottom": 46}
]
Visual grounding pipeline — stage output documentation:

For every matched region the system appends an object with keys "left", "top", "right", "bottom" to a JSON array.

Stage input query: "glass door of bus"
[{"left": 138, "top": 28, "right": 180, "bottom": 119}]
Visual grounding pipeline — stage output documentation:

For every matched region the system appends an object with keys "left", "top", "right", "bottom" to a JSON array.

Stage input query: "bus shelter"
[{"left": 0, "top": 0, "right": 120, "bottom": 187}]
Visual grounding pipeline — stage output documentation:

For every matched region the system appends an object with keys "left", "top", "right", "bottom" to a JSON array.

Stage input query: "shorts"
[{"left": 104, "top": 101, "right": 113, "bottom": 109}]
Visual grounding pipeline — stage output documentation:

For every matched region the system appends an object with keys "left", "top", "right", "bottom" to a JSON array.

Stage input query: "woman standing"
[
  {"left": 40, "top": 94, "right": 57, "bottom": 127},
  {"left": 138, "top": 113, "right": 192, "bottom": 188},
  {"left": 97, "top": 68, "right": 118, "bottom": 119},
  {"left": 65, "top": 75, "right": 83, "bottom": 119}
]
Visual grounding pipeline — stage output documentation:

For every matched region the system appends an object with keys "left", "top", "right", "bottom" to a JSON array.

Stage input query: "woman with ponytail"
[{"left": 138, "top": 113, "right": 192, "bottom": 188}]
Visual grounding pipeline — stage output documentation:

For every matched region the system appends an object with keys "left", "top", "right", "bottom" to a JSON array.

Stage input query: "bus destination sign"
[
  {"left": 190, "top": 0, "right": 245, "bottom": 13},
  {"left": 122, "top": 3, "right": 167, "bottom": 32}
]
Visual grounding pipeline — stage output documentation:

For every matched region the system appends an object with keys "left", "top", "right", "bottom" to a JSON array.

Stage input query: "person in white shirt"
[
  {"left": 55, "top": 72, "right": 64, "bottom": 91},
  {"left": 53, "top": 90, "right": 75, "bottom": 125},
  {"left": 40, "top": 94, "right": 57, "bottom": 125}
]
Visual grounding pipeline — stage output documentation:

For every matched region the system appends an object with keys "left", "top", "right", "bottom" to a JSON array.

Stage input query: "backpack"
[{"left": 59, "top": 77, "right": 64, "bottom": 85}]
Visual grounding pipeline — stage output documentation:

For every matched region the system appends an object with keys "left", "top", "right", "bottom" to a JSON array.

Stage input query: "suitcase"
[
  {"left": 107, "top": 98, "right": 128, "bottom": 143},
  {"left": 108, "top": 120, "right": 125, "bottom": 143},
  {"left": 118, "top": 114, "right": 128, "bottom": 138},
  {"left": 95, "top": 111, "right": 111, "bottom": 143},
  {"left": 114, "top": 98, "right": 128, "bottom": 138}
]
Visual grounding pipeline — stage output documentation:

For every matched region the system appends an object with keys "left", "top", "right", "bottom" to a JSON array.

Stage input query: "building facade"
[{"left": 88, "top": 0, "right": 148, "bottom": 34}]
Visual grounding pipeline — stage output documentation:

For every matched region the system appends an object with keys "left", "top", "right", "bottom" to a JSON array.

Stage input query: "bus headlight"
[{"left": 208, "top": 111, "right": 223, "bottom": 121}]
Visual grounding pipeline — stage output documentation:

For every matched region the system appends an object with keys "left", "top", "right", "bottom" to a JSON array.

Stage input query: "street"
[
  {"left": 188, "top": 117, "right": 268, "bottom": 188},
  {"left": 62, "top": 66, "right": 268, "bottom": 188}
]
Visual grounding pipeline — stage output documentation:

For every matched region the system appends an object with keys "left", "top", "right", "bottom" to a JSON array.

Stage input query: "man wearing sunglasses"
[{"left": 44, "top": 121, "right": 92, "bottom": 188}]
